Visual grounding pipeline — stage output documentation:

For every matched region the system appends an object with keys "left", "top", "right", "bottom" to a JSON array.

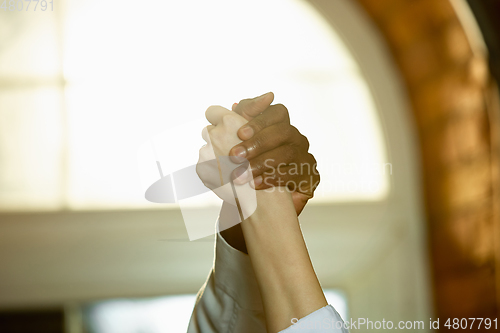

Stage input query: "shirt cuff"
[
  {"left": 279, "top": 305, "right": 348, "bottom": 333},
  {"left": 214, "top": 228, "right": 263, "bottom": 311}
]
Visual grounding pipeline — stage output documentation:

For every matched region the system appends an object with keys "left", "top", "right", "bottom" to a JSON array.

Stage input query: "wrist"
[
  {"left": 248, "top": 187, "right": 296, "bottom": 221},
  {"left": 240, "top": 188, "right": 301, "bottom": 253}
]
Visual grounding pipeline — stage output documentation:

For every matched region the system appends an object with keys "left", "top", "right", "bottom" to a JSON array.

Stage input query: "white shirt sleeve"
[
  {"left": 279, "top": 305, "right": 348, "bottom": 333},
  {"left": 187, "top": 230, "right": 267, "bottom": 333}
]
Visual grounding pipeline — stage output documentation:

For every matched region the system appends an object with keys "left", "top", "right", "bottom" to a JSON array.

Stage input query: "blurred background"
[{"left": 0, "top": 0, "right": 499, "bottom": 332}]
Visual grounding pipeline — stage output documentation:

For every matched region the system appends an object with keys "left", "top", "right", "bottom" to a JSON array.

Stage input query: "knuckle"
[
  {"left": 275, "top": 103, "right": 288, "bottom": 114},
  {"left": 288, "top": 125, "right": 308, "bottom": 148},
  {"left": 305, "top": 154, "right": 317, "bottom": 170},
  {"left": 251, "top": 117, "right": 267, "bottom": 131},
  {"left": 275, "top": 104, "right": 290, "bottom": 122},
  {"left": 302, "top": 134, "right": 310, "bottom": 150},
  {"left": 309, "top": 153, "right": 318, "bottom": 166},
  {"left": 281, "top": 123, "right": 293, "bottom": 138},
  {"left": 286, "top": 125, "right": 300, "bottom": 143}
]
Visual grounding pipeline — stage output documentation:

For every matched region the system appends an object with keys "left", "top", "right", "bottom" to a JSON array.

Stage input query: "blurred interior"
[{"left": 0, "top": 0, "right": 499, "bottom": 332}]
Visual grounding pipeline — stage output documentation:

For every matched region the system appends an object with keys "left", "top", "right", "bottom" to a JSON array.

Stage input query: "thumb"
[{"left": 233, "top": 92, "right": 274, "bottom": 120}]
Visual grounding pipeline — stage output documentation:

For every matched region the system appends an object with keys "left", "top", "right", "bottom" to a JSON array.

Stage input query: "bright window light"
[
  {"left": 84, "top": 295, "right": 197, "bottom": 333},
  {"left": 0, "top": 0, "right": 389, "bottom": 211}
]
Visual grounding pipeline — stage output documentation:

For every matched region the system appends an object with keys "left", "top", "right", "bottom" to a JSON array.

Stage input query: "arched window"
[{"left": 0, "top": 0, "right": 388, "bottom": 210}]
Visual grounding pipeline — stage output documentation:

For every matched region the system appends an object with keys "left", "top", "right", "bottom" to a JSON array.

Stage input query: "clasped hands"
[
  {"left": 196, "top": 92, "right": 319, "bottom": 251},
  {"left": 197, "top": 92, "right": 319, "bottom": 213}
]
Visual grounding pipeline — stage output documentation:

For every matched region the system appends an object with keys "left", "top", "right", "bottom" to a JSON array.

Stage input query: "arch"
[
  {"left": 303, "top": 0, "right": 433, "bottom": 325},
  {"left": 345, "top": 0, "right": 499, "bottom": 320}
]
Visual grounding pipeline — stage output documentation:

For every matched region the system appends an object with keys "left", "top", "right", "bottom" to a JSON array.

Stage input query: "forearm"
[{"left": 240, "top": 189, "right": 327, "bottom": 333}]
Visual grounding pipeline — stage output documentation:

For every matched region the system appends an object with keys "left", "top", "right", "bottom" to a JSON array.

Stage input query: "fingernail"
[
  {"left": 250, "top": 175, "right": 263, "bottom": 189},
  {"left": 233, "top": 166, "right": 252, "bottom": 184},
  {"left": 240, "top": 126, "right": 254, "bottom": 139},
  {"left": 232, "top": 103, "right": 238, "bottom": 111},
  {"left": 230, "top": 146, "right": 247, "bottom": 163}
]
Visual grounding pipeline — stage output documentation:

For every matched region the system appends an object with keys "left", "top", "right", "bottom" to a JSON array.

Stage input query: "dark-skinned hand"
[{"left": 220, "top": 92, "right": 320, "bottom": 253}]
